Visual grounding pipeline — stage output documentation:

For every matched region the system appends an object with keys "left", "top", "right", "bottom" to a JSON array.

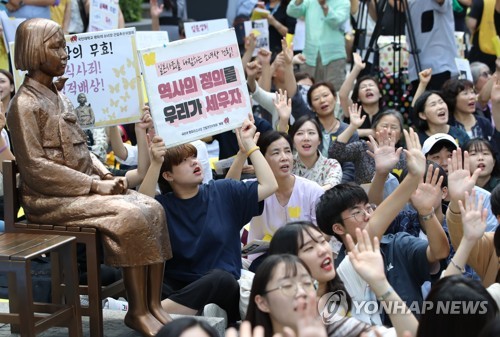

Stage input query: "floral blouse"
[{"left": 293, "top": 151, "right": 343, "bottom": 188}]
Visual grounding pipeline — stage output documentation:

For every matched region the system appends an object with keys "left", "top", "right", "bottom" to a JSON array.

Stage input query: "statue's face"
[
  {"left": 77, "top": 94, "right": 86, "bottom": 104},
  {"left": 40, "top": 29, "right": 67, "bottom": 77}
]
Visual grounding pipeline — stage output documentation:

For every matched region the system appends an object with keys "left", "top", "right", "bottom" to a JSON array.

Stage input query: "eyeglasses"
[
  {"left": 342, "top": 204, "right": 376, "bottom": 222},
  {"left": 264, "top": 279, "right": 315, "bottom": 297},
  {"left": 480, "top": 70, "right": 491, "bottom": 78}
]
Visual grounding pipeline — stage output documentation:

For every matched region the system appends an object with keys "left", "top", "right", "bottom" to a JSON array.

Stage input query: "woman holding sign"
[{"left": 8, "top": 18, "right": 171, "bottom": 336}]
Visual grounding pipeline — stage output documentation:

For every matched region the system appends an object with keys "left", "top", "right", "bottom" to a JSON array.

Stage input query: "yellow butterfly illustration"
[
  {"left": 110, "top": 99, "right": 119, "bottom": 107},
  {"left": 112, "top": 65, "right": 126, "bottom": 78},
  {"left": 103, "top": 107, "right": 109, "bottom": 115},
  {"left": 122, "top": 77, "right": 136, "bottom": 90},
  {"left": 108, "top": 83, "right": 120, "bottom": 93},
  {"left": 120, "top": 91, "right": 130, "bottom": 101},
  {"left": 143, "top": 52, "right": 156, "bottom": 67},
  {"left": 126, "top": 58, "right": 134, "bottom": 68},
  {"left": 120, "top": 106, "right": 127, "bottom": 112},
  {"left": 109, "top": 112, "right": 116, "bottom": 120},
  {"left": 392, "top": 168, "right": 403, "bottom": 177}
]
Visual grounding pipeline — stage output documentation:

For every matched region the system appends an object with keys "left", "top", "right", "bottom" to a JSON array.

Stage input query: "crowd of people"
[{"left": 1, "top": 0, "right": 500, "bottom": 336}]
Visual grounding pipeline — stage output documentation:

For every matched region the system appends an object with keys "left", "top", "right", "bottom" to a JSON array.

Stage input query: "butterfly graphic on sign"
[
  {"left": 120, "top": 91, "right": 130, "bottom": 101},
  {"left": 112, "top": 65, "right": 126, "bottom": 77},
  {"left": 110, "top": 99, "right": 119, "bottom": 107},
  {"left": 109, "top": 83, "right": 120, "bottom": 93},
  {"left": 122, "top": 77, "right": 136, "bottom": 90},
  {"left": 143, "top": 53, "right": 156, "bottom": 67}
]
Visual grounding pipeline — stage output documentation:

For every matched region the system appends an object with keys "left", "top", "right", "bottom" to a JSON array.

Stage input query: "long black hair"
[{"left": 268, "top": 221, "right": 352, "bottom": 313}]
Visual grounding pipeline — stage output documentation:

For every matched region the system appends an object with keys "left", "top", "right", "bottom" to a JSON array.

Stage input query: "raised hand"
[
  {"left": 287, "top": 293, "right": 327, "bottom": 337},
  {"left": 447, "top": 148, "right": 481, "bottom": 202},
  {"left": 150, "top": 0, "right": 164, "bottom": 20},
  {"left": 459, "top": 190, "right": 487, "bottom": 242},
  {"left": 403, "top": 128, "right": 426, "bottom": 178},
  {"left": 274, "top": 89, "right": 292, "bottom": 122},
  {"left": 418, "top": 68, "right": 432, "bottom": 86},
  {"left": 149, "top": 135, "right": 167, "bottom": 164},
  {"left": 410, "top": 165, "right": 444, "bottom": 214},
  {"left": 245, "top": 60, "right": 262, "bottom": 79},
  {"left": 352, "top": 52, "right": 366, "bottom": 71},
  {"left": 257, "top": 48, "right": 272, "bottom": 66},
  {"left": 271, "top": 53, "right": 286, "bottom": 73},
  {"left": 348, "top": 103, "right": 366, "bottom": 129},
  {"left": 293, "top": 53, "right": 306, "bottom": 65},
  {"left": 236, "top": 114, "right": 258, "bottom": 152},
  {"left": 346, "top": 228, "right": 386, "bottom": 285},
  {"left": 226, "top": 321, "right": 264, "bottom": 337},
  {"left": 245, "top": 33, "right": 257, "bottom": 54},
  {"left": 136, "top": 105, "right": 154, "bottom": 131},
  {"left": 281, "top": 38, "right": 294, "bottom": 65},
  {"left": 367, "top": 128, "right": 403, "bottom": 174},
  {"left": 490, "top": 74, "right": 500, "bottom": 104}
]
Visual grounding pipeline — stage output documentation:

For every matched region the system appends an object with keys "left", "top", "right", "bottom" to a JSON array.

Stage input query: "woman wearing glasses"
[
  {"left": 329, "top": 106, "right": 407, "bottom": 184},
  {"left": 246, "top": 228, "right": 418, "bottom": 337}
]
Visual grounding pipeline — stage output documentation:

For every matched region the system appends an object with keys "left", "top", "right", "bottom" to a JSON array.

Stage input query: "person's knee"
[{"left": 208, "top": 270, "right": 239, "bottom": 292}]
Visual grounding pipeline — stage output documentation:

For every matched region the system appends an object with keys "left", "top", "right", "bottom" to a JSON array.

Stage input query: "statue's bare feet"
[
  {"left": 124, "top": 312, "right": 163, "bottom": 337},
  {"left": 149, "top": 304, "right": 173, "bottom": 325}
]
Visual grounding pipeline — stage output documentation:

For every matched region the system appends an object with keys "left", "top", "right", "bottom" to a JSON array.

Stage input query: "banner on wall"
[
  {"left": 11, "top": 28, "right": 143, "bottom": 129},
  {"left": 138, "top": 28, "right": 250, "bottom": 148}
]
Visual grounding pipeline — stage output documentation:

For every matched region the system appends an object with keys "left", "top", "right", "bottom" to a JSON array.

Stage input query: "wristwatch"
[{"left": 419, "top": 207, "right": 435, "bottom": 221}]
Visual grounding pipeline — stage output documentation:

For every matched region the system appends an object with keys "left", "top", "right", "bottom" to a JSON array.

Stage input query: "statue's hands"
[
  {"left": 92, "top": 179, "right": 124, "bottom": 195},
  {"left": 115, "top": 177, "right": 128, "bottom": 194}
]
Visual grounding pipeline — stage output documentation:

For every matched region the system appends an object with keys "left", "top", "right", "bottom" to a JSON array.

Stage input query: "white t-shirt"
[{"left": 247, "top": 175, "right": 324, "bottom": 244}]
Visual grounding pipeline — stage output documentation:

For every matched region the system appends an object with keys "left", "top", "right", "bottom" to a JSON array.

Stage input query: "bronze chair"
[
  {"left": 0, "top": 232, "right": 82, "bottom": 336},
  {"left": 2, "top": 160, "right": 125, "bottom": 337}
]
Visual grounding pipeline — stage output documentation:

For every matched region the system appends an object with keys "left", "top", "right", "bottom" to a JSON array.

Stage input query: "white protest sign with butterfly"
[{"left": 10, "top": 28, "right": 143, "bottom": 129}]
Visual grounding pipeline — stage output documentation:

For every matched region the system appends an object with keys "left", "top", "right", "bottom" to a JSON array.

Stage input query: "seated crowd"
[{"left": 2, "top": 0, "right": 500, "bottom": 337}]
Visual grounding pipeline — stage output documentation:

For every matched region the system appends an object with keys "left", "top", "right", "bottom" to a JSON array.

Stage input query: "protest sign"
[
  {"left": 455, "top": 58, "right": 473, "bottom": 82},
  {"left": 11, "top": 28, "right": 143, "bottom": 129},
  {"left": 0, "top": 11, "right": 24, "bottom": 52},
  {"left": 138, "top": 28, "right": 250, "bottom": 148},
  {"left": 244, "top": 19, "right": 270, "bottom": 56},
  {"left": 136, "top": 31, "right": 169, "bottom": 50},
  {"left": 184, "top": 19, "right": 228, "bottom": 39},
  {"left": 89, "top": 0, "right": 120, "bottom": 32}
]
